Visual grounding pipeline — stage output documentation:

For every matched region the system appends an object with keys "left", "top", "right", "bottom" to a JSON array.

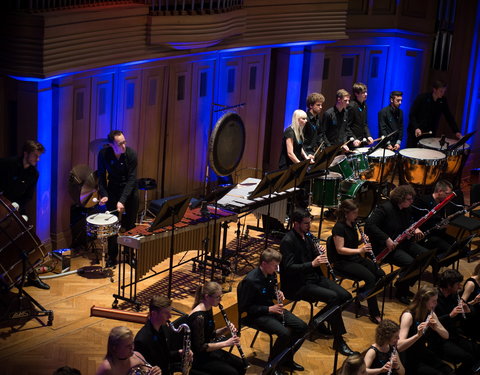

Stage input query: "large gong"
[{"left": 208, "top": 112, "right": 246, "bottom": 176}]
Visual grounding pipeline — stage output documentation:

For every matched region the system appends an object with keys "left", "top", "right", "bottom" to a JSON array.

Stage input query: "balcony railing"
[{"left": 4, "top": 0, "right": 244, "bottom": 14}]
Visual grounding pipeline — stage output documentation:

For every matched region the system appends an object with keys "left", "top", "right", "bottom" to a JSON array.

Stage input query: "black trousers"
[
  {"left": 192, "top": 349, "right": 246, "bottom": 375},
  {"left": 334, "top": 257, "right": 385, "bottom": 317},
  {"left": 293, "top": 277, "right": 351, "bottom": 338},
  {"left": 248, "top": 310, "right": 307, "bottom": 364},
  {"left": 106, "top": 187, "right": 139, "bottom": 260},
  {"left": 433, "top": 336, "right": 480, "bottom": 375},
  {"left": 384, "top": 242, "right": 428, "bottom": 297}
]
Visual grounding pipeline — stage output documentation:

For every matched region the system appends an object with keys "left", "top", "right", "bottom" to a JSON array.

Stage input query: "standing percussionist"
[
  {"left": 378, "top": 91, "right": 404, "bottom": 151},
  {"left": 407, "top": 80, "right": 462, "bottom": 147},
  {"left": 98, "top": 130, "right": 139, "bottom": 267},
  {"left": 304, "top": 92, "right": 328, "bottom": 154},
  {"left": 280, "top": 210, "right": 355, "bottom": 356},
  {"left": 0, "top": 140, "right": 49, "bottom": 290},
  {"left": 238, "top": 249, "right": 307, "bottom": 372},
  {"left": 349, "top": 82, "right": 373, "bottom": 148},
  {"left": 323, "top": 89, "right": 354, "bottom": 152},
  {"left": 365, "top": 185, "right": 428, "bottom": 305}
]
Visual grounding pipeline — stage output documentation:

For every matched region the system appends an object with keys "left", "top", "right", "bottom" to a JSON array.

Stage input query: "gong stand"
[{"left": 370, "top": 130, "right": 398, "bottom": 200}]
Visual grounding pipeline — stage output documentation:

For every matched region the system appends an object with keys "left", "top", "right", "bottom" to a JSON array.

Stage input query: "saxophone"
[{"left": 168, "top": 321, "right": 192, "bottom": 375}]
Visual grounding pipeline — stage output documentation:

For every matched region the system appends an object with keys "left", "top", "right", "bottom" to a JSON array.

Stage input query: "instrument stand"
[
  {"left": 78, "top": 234, "right": 114, "bottom": 282},
  {"left": 137, "top": 178, "right": 157, "bottom": 224},
  {"left": 1, "top": 256, "right": 53, "bottom": 327}
]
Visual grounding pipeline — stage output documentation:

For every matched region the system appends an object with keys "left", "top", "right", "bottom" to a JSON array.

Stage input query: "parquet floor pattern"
[{"left": 0, "top": 206, "right": 478, "bottom": 375}]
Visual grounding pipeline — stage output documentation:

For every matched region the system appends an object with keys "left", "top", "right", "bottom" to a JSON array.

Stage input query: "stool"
[{"left": 137, "top": 178, "right": 157, "bottom": 223}]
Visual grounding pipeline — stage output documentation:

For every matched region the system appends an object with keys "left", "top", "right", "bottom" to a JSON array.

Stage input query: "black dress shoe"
[
  {"left": 316, "top": 322, "right": 333, "bottom": 336},
  {"left": 106, "top": 258, "right": 117, "bottom": 268},
  {"left": 396, "top": 295, "right": 411, "bottom": 305},
  {"left": 282, "top": 361, "right": 304, "bottom": 372},
  {"left": 273, "top": 370, "right": 287, "bottom": 375},
  {"left": 368, "top": 315, "right": 381, "bottom": 324},
  {"left": 333, "top": 339, "right": 356, "bottom": 356},
  {"left": 26, "top": 277, "right": 50, "bottom": 290}
]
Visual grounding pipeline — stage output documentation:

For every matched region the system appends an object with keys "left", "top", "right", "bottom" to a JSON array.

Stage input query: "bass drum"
[
  {"left": 0, "top": 195, "right": 48, "bottom": 289},
  {"left": 340, "top": 179, "right": 377, "bottom": 219}
]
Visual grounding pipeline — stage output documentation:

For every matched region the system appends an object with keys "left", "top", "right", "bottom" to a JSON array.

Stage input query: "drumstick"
[
  {"left": 372, "top": 135, "right": 385, "bottom": 143},
  {"left": 313, "top": 141, "right": 325, "bottom": 159},
  {"left": 417, "top": 131, "right": 433, "bottom": 137}
]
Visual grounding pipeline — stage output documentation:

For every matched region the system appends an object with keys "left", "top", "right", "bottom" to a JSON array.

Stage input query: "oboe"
[
  {"left": 457, "top": 293, "right": 467, "bottom": 319},
  {"left": 386, "top": 346, "right": 397, "bottom": 375},
  {"left": 272, "top": 275, "right": 285, "bottom": 326},
  {"left": 167, "top": 321, "right": 192, "bottom": 375},
  {"left": 218, "top": 303, "right": 250, "bottom": 369},
  {"left": 355, "top": 221, "right": 380, "bottom": 267},
  {"left": 306, "top": 232, "right": 339, "bottom": 282}
]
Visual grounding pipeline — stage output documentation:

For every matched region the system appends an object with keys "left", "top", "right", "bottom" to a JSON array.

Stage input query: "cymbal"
[{"left": 69, "top": 165, "right": 99, "bottom": 208}]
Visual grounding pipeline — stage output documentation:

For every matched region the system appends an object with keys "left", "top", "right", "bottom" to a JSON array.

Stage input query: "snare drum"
[
  {"left": 340, "top": 179, "right": 377, "bottom": 218},
  {"left": 418, "top": 137, "right": 470, "bottom": 175},
  {"left": 329, "top": 155, "right": 354, "bottom": 180},
  {"left": 399, "top": 148, "right": 446, "bottom": 185},
  {"left": 361, "top": 148, "right": 396, "bottom": 183},
  {"left": 86, "top": 213, "right": 120, "bottom": 238},
  {"left": 312, "top": 172, "right": 342, "bottom": 207}
]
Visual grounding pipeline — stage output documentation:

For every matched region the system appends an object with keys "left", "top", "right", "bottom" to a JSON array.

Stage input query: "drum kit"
[{"left": 310, "top": 134, "right": 472, "bottom": 217}]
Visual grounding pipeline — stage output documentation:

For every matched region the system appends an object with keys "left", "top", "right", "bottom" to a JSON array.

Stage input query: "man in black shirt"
[
  {"left": 280, "top": 210, "right": 355, "bottom": 356},
  {"left": 323, "top": 89, "right": 353, "bottom": 152},
  {"left": 134, "top": 295, "right": 194, "bottom": 375},
  {"left": 433, "top": 270, "right": 480, "bottom": 375},
  {"left": 349, "top": 82, "right": 373, "bottom": 148},
  {"left": 378, "top": 91, "right": 404, "bottom": 151},
  {"left": 238, "top": 249, "right": 307, "bottom": 373},
  {"left": 304, "top": 92, "right": 328, "bottom": 154},
  {"left": 407, "top": 80, "right": 462, "bottom": 147},
  {"left": 0, "top": 140, "right": 49, "bottom": 290},
  {"left": 98, "top": 130, "right": 139, "bottom": 266}
]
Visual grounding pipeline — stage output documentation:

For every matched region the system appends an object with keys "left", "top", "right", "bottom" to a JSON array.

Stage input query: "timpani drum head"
[{"left": 208, "top": 112, "right": 246, "bottom": 176}]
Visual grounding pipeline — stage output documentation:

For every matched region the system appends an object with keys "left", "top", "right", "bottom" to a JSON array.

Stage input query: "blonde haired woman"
[{"left": 279, "top": 109, "right": 313, "bottom": 169}]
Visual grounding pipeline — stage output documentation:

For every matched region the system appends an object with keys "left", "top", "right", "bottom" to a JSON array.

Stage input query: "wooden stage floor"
[{"left": 1, "top": 206, "right": 478, "bottom": 375}]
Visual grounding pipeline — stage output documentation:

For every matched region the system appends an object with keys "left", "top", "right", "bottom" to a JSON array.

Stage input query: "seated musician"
[
  {"left": 364, "top": 319, "right": 405, "bottom": 374},
  {"left": 134, "top": 295, "right": 195, "bottom": 375},
  {"left": 365, "top": 185, "right": 428, "bottom": 305},
  {"left": 279, "top": 209, "right": 355, "bottom": 356},
  {"left": 413, "top": 180, "right": 461, "bottom": 277},
  {"left": 238, "top": 249, "right": 307, "bottom": 373},
  {"left": 331, "top": 199, "right": 385, "bottom": 324},
  {"left": 432, "top": 270, "right": 480, "bottom": 375},
  {"left": 187, "top": 281, "right": 246, "bottom": 375},
  {"left": 378, "top": 91, "right": 404, "bottom": 151},
  {"left": 339, "top": 353, "right": 367, "bottom": 375},
  {"left": 461, "top": 263, "right": 480, "bottom": 340},
  {"left": 96, "top": 326, "right": 161, "bottom": 375},
  {"left": 397, "top": 286, "right": 453, "bottom": 375}
]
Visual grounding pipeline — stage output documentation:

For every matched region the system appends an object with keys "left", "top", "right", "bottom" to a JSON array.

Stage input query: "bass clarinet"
[
  {"left": 218, "top": 303, "right": 250, "bottom": 369},
  {"left": 167, "top": 321, "right": 192, "bottom": 375},
  {"left": 306, "top": 232, "right": 339, "bottom": 282},
  {"left": 355, "top": 221, "right": 380, "bottom": 269}
]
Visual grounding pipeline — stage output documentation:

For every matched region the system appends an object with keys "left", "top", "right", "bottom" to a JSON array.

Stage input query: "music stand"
[
  {"left": 447, "top": 130, "right": 476, "bottom": 151},
  {"left": 148, "top": 194, "right": 191, "bottom": 299},
  {"left": 359, "top": 269, "right": 401, "bottom": 318},
  {"left": 308, "top": 144, "right": 344, "bottom": 175},
  {"left": 262, "top": 333, "right": 307, "bottom": 375},
  {"left": 396, "top": 249, "right": 436, "bottom": 293}
]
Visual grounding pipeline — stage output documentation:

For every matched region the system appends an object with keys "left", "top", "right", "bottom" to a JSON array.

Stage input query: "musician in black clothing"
[
  {"left": 134, "top": 295, "right": 195, "bottom": 375},
  {"left": 407, "top": 80, "right": 462, "bottom": 148},
  {"left": 0, "top": 140, "right": 50, "bottom": 290},
  {"left": 98, "top": 130, "right": 139, "bottom": 266},
  {"left": 331, "top": 199, "right": 385, "bottom": 324},
  {"left": 304, "top": 92, "right": 328, "bottom": 154},
  {"left": 365, "top": 185, "right": 428, "bottom": 305},
  {"left": 322, "top": 89, "right": 353, "bottom": 152},
  {"left": 279, "top": 210, "right": 355, "bottom": 357},
  {"left": 414, "top": 180, "right": 460, "bottom": 277},
  {"left": 349, "top": 82, "right": 373, "bottom": 148},
  {"left": 238, "top": 249, "right": 307, "bottom": 373},
  {"left": 378, "top": 91, "right": 404, "bottom": 151},
  {"left": 432, "top": 270, "right": 480, "bottom": 375}
]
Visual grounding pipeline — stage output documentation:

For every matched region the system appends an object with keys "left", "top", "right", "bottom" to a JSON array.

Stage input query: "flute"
[
  {"left": 218, "top": 303, "right": 250, "bottom": 369},
  {"left": 457, "top": 293, "right": 467, "bottom": 319},
  {"left": 356, "top": 221, "right": 380, "bottom": 268},
  {"left": 386, "top": 345, "right": 397, "bottom": 375},
  {"left": 272, "top": 275, "right": 285, "bottom": 326},
  {"left": 422, "top": 310, "right": 433, "bottom": 335},
  {"left": 306, "top": 232, "right": 339, "bottom": 282}
]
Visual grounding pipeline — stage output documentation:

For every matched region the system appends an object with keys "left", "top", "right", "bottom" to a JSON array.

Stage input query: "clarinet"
[
  {"left": 167, "top": 321, "right": 192, "bottom": 375},
  {"left": 306, "top": 232, "right": 339, "bottom": 282},
  {"left": 457, "top": 293, "right": 467, "bottom": 320},
  {"left": 272, "top": 275, "right": 285, "bottom": 326},
  {"left": 218, "top": 303, "right": 250, "bottom": 369},
  {"left": 386, "top": 346, "right": 397, "bottom": 375},
  {"left": 356, "top": 221, "right": 380, "bottom": 268}
]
